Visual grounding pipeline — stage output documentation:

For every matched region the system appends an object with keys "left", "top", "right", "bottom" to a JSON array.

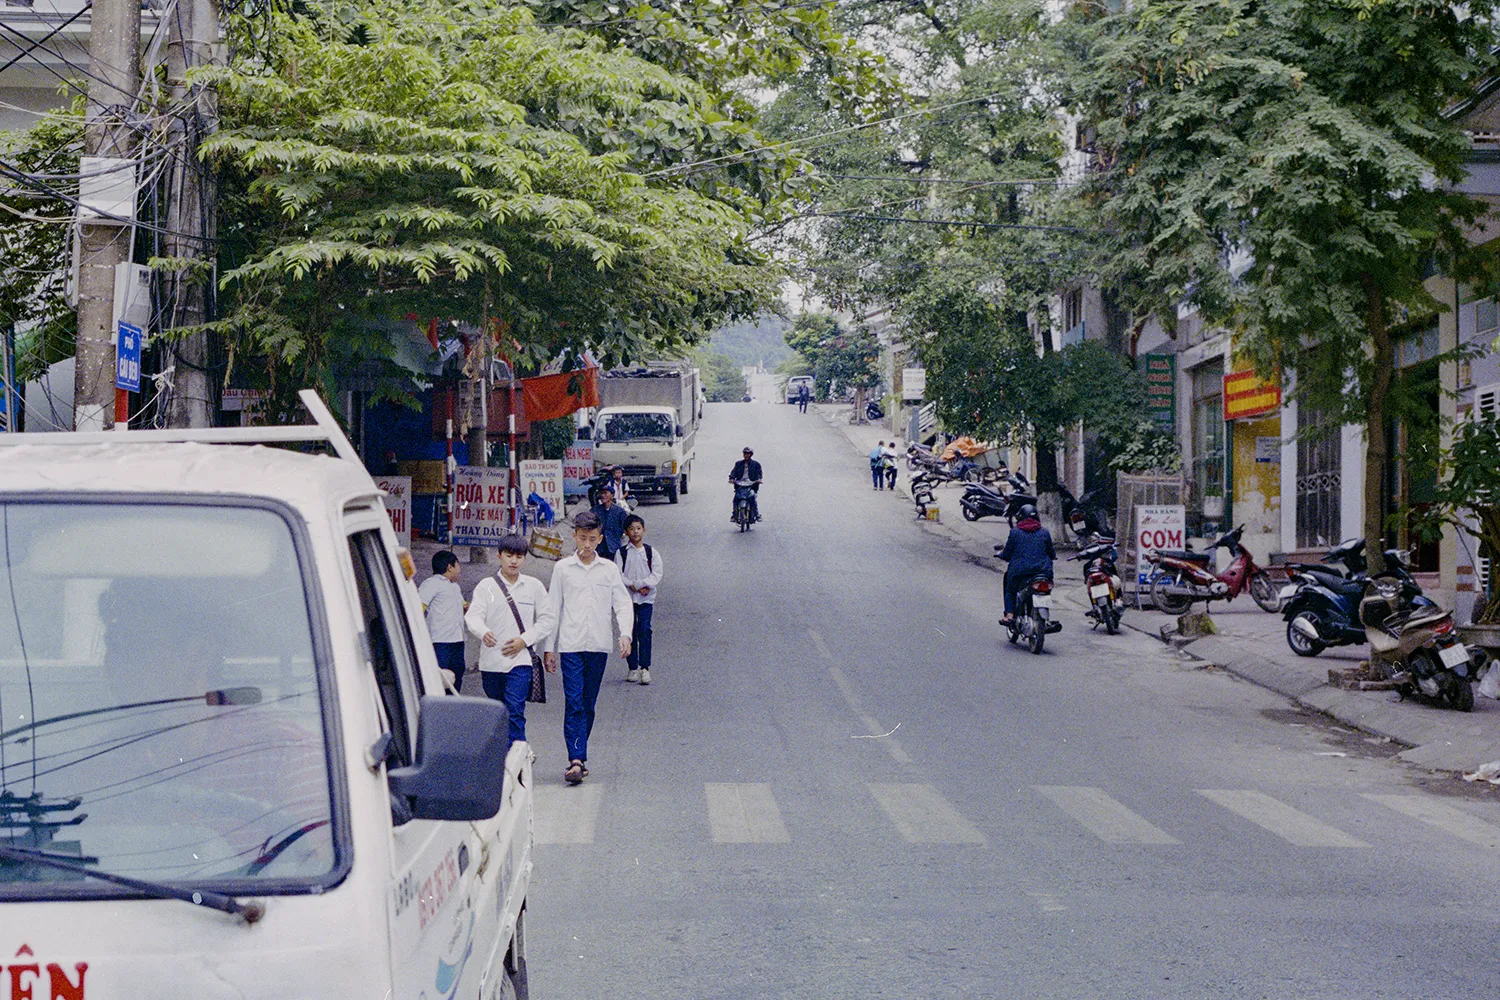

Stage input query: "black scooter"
[
  {"left": 1057, "top": 484, "right": 1113, "bottom": 541},
  {"left": 960, "top": 473, "right": 1036, "bottom": 525},
  {"left": 1282, "top": 547, "right": 1431, "bottom": 657}
]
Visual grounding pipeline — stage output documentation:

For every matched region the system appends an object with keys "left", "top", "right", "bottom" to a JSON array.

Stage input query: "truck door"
[{"left": 345, "top": 521, "right": 488, "bottom": 999}]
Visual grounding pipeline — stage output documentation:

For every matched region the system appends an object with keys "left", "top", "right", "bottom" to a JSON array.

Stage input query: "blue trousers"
[
  {"left": 627, "top": 602, "right": 654, "bottom": 670},
  {"left": 561, "top": 651, "right": 608, "bottom": 762},
  {"left": 480, "top": 666, "right": 532, "bottom": 744},
  {"left": 433, "top": 641, "right": 466, "bottom": 692}
]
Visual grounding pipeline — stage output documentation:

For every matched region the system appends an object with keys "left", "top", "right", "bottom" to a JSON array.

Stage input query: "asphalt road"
[{"left": 523, "top": 401, "right": 1500, "bottom": 1000}]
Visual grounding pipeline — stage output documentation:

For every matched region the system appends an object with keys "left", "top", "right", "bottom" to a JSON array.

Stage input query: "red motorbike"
[{"left": 1145, "top": 524, "right": 1281, "bottom": 614}]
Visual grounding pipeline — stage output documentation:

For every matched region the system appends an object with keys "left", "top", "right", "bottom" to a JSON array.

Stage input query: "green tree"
[
  {"left": 782, "top": 310, "right": 881, "bottom": 410},
  {"left": 692, "top": 348, "right": 749, "bottom": 402},
  {"left": 1068, "top": 0, "right": 1500, "bottom": 570}
]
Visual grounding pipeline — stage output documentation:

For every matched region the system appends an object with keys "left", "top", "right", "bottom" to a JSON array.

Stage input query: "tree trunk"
[
  {"left": 1035, "top": 445, "right": 1060, "bottom": 493},
  {"left": 1363, "top": 276, "right": 1393, "bottom": 576}
]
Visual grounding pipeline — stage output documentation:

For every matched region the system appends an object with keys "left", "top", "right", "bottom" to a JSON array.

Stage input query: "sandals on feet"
[{"left": 565, "top": 760, "right": 585, "bottom": 784}]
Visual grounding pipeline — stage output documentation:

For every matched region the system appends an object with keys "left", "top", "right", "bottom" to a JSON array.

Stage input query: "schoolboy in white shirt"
[
  {"left": 465, "top": 534, "right": 557, "bottom": 743},
  {"left": 417, "top": 550, "right": 467, "bottom": 691},
  {"left": 615, "top": 514, "right": 663, "bottom": 684}
]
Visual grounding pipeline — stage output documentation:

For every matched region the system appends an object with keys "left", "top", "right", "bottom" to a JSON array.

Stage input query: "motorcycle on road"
[
  {"left": 1145, "top": 524, "right": 1281, "bottom": 614},
  {"left": 732, "top": 480, "right": 758, "bottom": 532}
]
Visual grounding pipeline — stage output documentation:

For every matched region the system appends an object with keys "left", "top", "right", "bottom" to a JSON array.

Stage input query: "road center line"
[
  {"left": 1034, "top": 786, "right": 1180, "bottom": 845},
  {"left": 809, "top": 629, "right": 834, "bottom": 661},
  {"left": 1363, "top": 794, "right": 1500, "bottom": 848},
  {"left": 828, "top": 664, "right": 913, "bottom": 765},
  {"left": 1198, "top": 790, "right": 1369, "bottom": 848}
]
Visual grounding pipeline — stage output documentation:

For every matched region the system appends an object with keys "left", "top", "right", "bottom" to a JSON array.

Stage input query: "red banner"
[{"left": 521, "top": 368, "right": 600, "bottom": 422}]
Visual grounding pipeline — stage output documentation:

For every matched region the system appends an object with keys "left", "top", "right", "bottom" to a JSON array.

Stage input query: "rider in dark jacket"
[
  {"left": 729, "top": 447, "right": 764, "bottom": 522},
  {"left": 997, "top": 504, "right": 1055, "bottom": 623}
]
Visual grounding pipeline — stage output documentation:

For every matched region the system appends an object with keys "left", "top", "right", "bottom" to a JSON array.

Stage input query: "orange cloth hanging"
[{"left": 520, "top": 368, "right": 601, "bottom": 422}]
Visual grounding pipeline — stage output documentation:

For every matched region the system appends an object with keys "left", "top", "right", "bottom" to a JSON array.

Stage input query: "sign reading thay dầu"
[{"left": 451, "top": 465, "right": 510, "bottom": 546}]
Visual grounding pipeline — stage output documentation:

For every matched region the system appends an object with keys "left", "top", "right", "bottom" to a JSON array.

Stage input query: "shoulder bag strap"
[{"left": 495, "top": 577, "right": 530, "bottom": 642}]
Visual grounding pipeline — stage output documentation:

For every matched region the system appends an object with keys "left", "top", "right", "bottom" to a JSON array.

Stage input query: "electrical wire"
[
  {"left": 0, "top": 0, "right": 92, "bottom": 79},
  {"left": 795, "top": 211, "right": 1085, "bottom": 233}
]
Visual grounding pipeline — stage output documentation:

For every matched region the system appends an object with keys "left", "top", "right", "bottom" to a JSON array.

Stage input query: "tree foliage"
[
  {"left": 783, "top": 311, "right": 880, "bottom": 399},
  {"left": 1067, "top": 0, "right": 1500, "bottom": 565}
]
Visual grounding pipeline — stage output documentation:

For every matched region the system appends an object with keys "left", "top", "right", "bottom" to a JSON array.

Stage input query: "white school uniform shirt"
[
  {"left": 416, "top": 575, "right": 465, "bottom": 643},
  {"left": 545, "top": 552, "right": 633, "bottom": 653},
  {"left": 465, "top": 573, "right": 556, "bottom": 673},
  {"left": 615, "top": 542, "right": 663, "bottom": 605}
]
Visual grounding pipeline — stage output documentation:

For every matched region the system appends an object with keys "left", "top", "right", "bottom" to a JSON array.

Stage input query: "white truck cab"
[{"left": 0, "top": 392, "right": 533, "bottom": 999}]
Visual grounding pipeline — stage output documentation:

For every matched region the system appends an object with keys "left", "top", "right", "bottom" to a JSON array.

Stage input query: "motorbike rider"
[
  {"left": 729, "top": 447, "right": 764, "bottom": 522},
  {"left": 996, "top": 503, "right": 1055, "bottom": 625}
]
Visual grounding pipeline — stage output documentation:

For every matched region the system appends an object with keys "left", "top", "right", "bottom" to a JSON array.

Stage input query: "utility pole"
[
  {"left": 74, "top": 0, "right": 141, "bottom": 430},
  {"left": 163, "top": 0, "right": 221, "bottom": 427}
]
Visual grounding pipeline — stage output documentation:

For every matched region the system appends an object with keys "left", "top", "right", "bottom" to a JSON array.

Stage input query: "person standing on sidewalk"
[
  {"left": 544, "top": 511, "right": 633, "bottom": 785},
  {"left": 418, "top": 550, "right": 468, "bottom": 692},
  {"left": 465, "top": 534, "right": 557, "bottom": 744},
  {"left": 882, "top": 440, "right": 900, "bottom": 490},
  {"left": 869, "top": 441, "right": 887, "bottom": 490},
  {"left": 615, "top": 514, "right": 663, "bottom": 685}
]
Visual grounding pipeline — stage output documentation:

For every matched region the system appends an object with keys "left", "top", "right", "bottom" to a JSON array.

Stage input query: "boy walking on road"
[
  {"left": 418, "top": 550, "right": 467, "bottom": 692},
  {"left": 466, "top": 535, "right": 557, "bottom": 744},
  {"left": 544, "top": 511, "right": 634, "bottom": 785},
  {"left": 615, "top": 514, "right": 663, "bottom": 685}
]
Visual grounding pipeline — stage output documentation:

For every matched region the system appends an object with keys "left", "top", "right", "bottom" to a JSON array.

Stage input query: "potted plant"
[{"left": 1418, "top": 410, "right": 1500, "bottom": 651}]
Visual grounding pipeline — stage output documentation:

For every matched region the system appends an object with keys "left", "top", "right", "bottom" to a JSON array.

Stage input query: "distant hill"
[{"left": 710, "top": 314, "right": 791, "bottom": 368}]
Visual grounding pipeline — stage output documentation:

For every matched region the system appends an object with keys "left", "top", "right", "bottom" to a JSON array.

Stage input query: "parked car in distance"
[{"left": 784, "top": 375, "right": 815, "bottom": 403}]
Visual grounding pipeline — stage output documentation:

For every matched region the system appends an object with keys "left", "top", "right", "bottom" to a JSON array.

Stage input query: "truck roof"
[{"left": 0, "top": 391, "right": 384, "bottom": 520}]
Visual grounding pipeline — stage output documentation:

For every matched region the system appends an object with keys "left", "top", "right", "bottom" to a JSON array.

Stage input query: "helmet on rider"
[{"left": 1017, "top": 503, "right": 1038, "bottom": 520}]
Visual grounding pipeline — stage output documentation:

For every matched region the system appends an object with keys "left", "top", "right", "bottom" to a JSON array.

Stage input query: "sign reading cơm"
[{"left": 1135, "top": 504, "right": 1187, "bottom": 587}]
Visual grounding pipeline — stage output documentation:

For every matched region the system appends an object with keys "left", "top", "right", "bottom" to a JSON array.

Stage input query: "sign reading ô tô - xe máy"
[
  {"left": 451, "top": 466, "right": 511, "bottom": 545},
  {"left": 1135, "top": 504, "right": 1187, "bottom": 587}
]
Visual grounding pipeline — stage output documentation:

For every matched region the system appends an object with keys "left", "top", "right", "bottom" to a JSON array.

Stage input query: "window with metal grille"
[{"left": 1296, "top": 409, "right": 1342, "bottom": 548}]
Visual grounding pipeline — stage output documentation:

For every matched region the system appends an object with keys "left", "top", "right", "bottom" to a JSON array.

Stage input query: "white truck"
[
  {"left": 0, "top": 392, "right": 533, "bottom": 999},
  {"left": 592, "top": 364, "right": 701, "bottom": 504}
]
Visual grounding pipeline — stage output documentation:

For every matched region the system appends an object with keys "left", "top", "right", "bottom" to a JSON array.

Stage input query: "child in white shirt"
[{"left": 465, "top": 535, "right": 557, "bottom": 743}]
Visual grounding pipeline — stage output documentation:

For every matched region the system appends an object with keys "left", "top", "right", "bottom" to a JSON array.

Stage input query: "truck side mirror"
[
  {"left": 388, "top": 695, "right": 512, "bottom": 821},
  {"left": 676, "top": 425, "right": 685, "bottom": 438}
]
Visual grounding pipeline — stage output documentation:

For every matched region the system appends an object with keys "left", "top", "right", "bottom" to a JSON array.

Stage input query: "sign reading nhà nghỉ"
[
  {"left": 451, "top": 465, "right": 511, "bottom": 546},
  {"left": 1143, "top": 354, "right": 1175, "bottom": 429},
  {"left": 374, "top": 476, "right": 412, "bottom": 548},
  {"left": 562, "top": 438, "right": 594, "bottom": 495},
  {"left": 1223, "top": 368, "right": 1281, "bottom": 420}
]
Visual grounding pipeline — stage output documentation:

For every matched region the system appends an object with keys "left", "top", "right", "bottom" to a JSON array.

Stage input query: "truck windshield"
[
  {"left": 0, "top": 502, "right": 336, "bottom": 893},
  {"left": 598, "top": 412, "right": 674, "bottom": 442}
]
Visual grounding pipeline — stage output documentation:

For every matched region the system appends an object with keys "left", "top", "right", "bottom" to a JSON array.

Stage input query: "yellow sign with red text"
[{"left": 1222, "top": 369, "right": 1281, "bottom": 421}]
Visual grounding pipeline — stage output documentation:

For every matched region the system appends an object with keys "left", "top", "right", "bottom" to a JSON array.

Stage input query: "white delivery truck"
[
  {"left": 0, "top": 392, "right": 533, "bottom": 999},
  {"left": 592, "top": 364, "right": 701, "bottom": 504}
]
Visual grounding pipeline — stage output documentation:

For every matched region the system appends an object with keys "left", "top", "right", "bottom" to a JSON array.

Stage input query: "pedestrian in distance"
[
  {"left": 869, "top": 441, "right": 887, "bottom": 490},
  {"left": 797, "top": 383, "right": 811, "bottom": 413},
  {"left": 591, "top": 484, "right": 630, "bottom": 560},
  {"left": 544, "top": 511, "right": 634, "bottom": 785},
  {"left": 882, "top": 440, "right": 899, "bottom": 490},
  {"left": 615, "top": 514, "right": 663, "bottom": 685},
  {"left": 418, "top": 550, "right": 468, "bottom": 692},
  {"left": 465, "top": 534, "right": 558, "bottom": 744}
]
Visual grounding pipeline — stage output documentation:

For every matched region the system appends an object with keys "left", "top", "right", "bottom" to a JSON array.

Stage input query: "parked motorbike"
[
  {"left": 583, "top": 465, "right": 621, "bottom": 507},
  {"left": 911, "top": 473, "right": 940, "bottom": 519},
  {"left": 732, "top": 480, "right": 758, "bottom": 532},
  {"left": 1073, "top": 534, "right": 1125, "bottom": 634},
  {"left": 1146, "top": 524, "right": 1281, "bottom": 614},
  {"left": 1057, "top": 484, "right": 1114, "bottom": 541},
  {"left": 906, "top": 443, "right": 938, "bottom": 472},
  {"left": 1282, "top": 547, "right": 1430, "bottom": 657},
  {"left": 960, "top": 474, "right": 1037, "bottom": 524},
  {"left": 1360, "top": 577, "right": 1486, "bottom": 711},
  {"left": 866, "top": 399, "right": 884, "bottom": 420},
  {"left": 1279, "top": 538, "right": 1368, "bottom": 598}
]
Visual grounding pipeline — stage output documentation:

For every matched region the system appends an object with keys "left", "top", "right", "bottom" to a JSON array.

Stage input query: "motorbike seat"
[{"left": 1155, "top": 549, "right": 1212, "bottom": 564}]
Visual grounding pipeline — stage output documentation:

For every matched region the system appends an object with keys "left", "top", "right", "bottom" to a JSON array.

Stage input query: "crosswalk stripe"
[
  {"left": 868, "top": 783, "right": 986, "bottom": 844},
  {"left": 705, "top": 783, "right": 791, "bottom": 843},
  {"left": 1363, "top": 794, "right": 1500, "bottom": 848},
  {"left": 534, "top": 784, "right": 604, "bottom": 845},
  {"left": 1198, "top": 790, "right": 1369, "bottom": 847},
  {"left": 1034, "top": 786, "right": 1180, "bottom": 845}
]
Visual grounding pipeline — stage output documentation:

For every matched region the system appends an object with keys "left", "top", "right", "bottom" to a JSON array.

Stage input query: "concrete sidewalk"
[{"left": 818, "top": 405, "right": 1500, "bottom": 777}]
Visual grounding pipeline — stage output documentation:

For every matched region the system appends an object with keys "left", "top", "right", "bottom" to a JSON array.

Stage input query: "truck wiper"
[{"left": 0, "top": 844, "right": 264, "bottom": 923}]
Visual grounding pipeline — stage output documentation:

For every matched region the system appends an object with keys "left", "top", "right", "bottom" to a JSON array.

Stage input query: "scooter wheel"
[
  {"left": 1285, "top": 614, "right": 1325, "bottom": 657},
  {"left": 1448, "top": 675, "right": 1476, "bottom": 712},
  {"left": 961, "top": 505, "right": 980, "bottom": 522}
]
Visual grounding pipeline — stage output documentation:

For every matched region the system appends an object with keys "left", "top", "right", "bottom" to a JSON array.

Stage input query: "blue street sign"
[{"left": 115, "top": 321, "right": 142, "bottom": 392}]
